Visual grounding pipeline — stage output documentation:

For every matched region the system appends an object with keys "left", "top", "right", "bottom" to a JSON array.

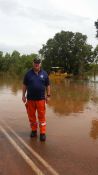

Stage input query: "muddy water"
[
  {"left": 0, "top": 75, "right": 98, "bottom": 174},
  {"left": 0, "top": 75, "right": 98, "bottom": 135},
  {"left": 0, "top": 75, "right": 98, "bottom": 140}
]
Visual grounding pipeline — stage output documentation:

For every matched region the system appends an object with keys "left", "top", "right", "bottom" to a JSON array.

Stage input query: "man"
[{"left": 22, "top": 57, "right": 50, "bottom": 141}]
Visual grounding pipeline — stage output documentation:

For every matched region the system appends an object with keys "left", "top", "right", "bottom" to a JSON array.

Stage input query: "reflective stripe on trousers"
[
  {"left": 25, "top": 100, "right": 46, "bottom": 134},
  {"left": 39, "top": 122, "right": 46, "bottom": 126}
]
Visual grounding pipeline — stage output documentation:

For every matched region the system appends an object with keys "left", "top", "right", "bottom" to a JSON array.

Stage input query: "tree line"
[
  {"left": 0, "top": 30, "right": 98, "bottom": 77},
  {"left": 0, "top": 51, "right": 37, "bottom": 77}
]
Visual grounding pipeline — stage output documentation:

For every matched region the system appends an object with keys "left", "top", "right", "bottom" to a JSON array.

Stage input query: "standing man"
[{"left": 22, "top": 57, "right": 50, "bottom": 141}]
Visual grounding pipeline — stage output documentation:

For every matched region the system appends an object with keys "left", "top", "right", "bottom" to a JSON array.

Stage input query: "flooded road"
[{"left": 0, "top": 75, "right": 98, "bottom": 175}]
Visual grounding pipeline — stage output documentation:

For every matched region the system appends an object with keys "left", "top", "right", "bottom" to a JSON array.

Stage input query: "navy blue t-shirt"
[{"left": 23, "top": 69, "right": 50, "bottom": 100}]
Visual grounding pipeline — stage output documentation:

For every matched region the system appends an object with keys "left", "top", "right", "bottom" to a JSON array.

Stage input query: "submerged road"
[
  {"left": 0, "top": 86, "right": 98, "bottom": 174},
  {"left": 0, "top": 123, "right": 58, "bottom": 175}
]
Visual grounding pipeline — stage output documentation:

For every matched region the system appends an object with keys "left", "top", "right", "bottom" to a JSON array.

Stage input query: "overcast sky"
[{"left": 0, "top": 0, "right": 98, "bottom": 54}]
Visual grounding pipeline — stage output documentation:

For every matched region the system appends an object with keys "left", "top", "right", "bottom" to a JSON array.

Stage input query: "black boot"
[
  {"left": 30, "top": 130, "right": 37, "bottom": 138},
  {"left": 40, "top": 133, "right": 46, "bottom": 141}
]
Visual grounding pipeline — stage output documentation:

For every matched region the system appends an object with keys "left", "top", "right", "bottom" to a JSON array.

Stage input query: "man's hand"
[
  {"left": 22, "top": 85, "right": 27, "bottom": 103},
  {"left": 46, "top": 96, "right": 51, "bottom": 104},
  {"left": 22, "top": 96, "right": 26, "bottom": 103}
]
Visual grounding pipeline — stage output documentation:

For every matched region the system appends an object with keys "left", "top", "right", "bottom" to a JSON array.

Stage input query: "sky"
[{"left": 0, "top": 0, "right": 98, "bottom": 54}]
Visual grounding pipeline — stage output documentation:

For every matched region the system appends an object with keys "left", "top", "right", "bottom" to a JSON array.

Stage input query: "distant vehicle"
[{"left": 49, "top": 66, "right": 71, "bottom": 79}]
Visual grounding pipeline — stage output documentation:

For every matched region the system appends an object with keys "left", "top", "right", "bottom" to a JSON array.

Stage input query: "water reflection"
[
  {"left": 0, "top": 74, "right": 22, "bottom": 95},
  {"left": 48, "top": 79, "right": 91, "bottom": 115},
  {"left": 90, "top": 120, "right": 98, "bottom": 140},
  {"left": 0, "top": 75, "right": 98, "bottom": 117}
]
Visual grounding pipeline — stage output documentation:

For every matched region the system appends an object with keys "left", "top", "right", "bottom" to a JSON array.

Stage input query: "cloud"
[
  {"left": 0, "top": 0, "right": 88, "bottom": 23},
  {"left": 0, "top": 42, "right": 39, "bottom": 54},
  {"left": 17, "top": 5, "right": 89, "bottom": 24},
  {"left": 0, "top": 0, "right": 97, "bottom": 54},
  {"left": 0, "top": 0, "right": 20, "bottom": 15}
]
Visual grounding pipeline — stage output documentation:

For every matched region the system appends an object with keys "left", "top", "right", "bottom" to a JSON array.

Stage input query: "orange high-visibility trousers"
[{"left": 25, "top": 100, "right": 46, "bottom": 134}]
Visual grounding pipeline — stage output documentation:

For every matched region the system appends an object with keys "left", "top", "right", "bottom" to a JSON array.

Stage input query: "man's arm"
[
  {"left": 46, "top": 85, "right": 51, "bottom": 97},
  {"left": 22, "top": 84, "right": 27, "bottom": 103},
  {"left": 46, "top": 85, "right": 51, "bottom": 103}
]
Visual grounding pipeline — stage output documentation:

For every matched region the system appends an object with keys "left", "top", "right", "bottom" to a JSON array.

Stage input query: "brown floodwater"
[{"left": 0, "top": 75, "right": 98, "bottom": 174}]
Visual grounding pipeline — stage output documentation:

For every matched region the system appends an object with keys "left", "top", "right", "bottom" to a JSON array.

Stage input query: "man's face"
[{"left": 33, "top": 62, "right": 41, "bottom": 71}]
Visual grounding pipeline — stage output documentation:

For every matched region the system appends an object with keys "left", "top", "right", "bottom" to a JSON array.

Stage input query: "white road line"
[
  {"left": 0, "top": 125, "right": 44, "bottom": 175},
  {"left": 5, "top": 124, "right": 59, "bottom": 175}
]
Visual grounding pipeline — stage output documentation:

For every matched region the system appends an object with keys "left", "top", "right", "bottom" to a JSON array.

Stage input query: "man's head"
[
  {"left": 33, "top": 58, "right": 41, "bottom": 64},
  {"left": 33, "top": 57, "right": 41, "bottom": 72}
]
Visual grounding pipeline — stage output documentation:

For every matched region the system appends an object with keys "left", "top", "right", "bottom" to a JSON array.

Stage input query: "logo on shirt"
[{"left": 40, "top": 74, "right": 44, "bottom": 79}]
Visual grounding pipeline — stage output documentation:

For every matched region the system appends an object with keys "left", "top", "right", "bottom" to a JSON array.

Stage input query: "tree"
[
  {"left": 93, "top": 45, "right": 98, "bottom": 63},
  {"left": 11, "top": 50, "right": 20, "bottom": 62},
  {"left": 39, "top": 31, "right": 93, "bottom": 75},
  {"left": 2, "top": 53, "right": 10, "bottom": 72},
  {"left": 0, "top": 51, "right": 3, "bottom": 58},
  {"left": 95, "top": 20, "right": 98, "bottom": 38},
  {"left": 0, "top": 50, "right": 38, "bottom": 77},
  {"left": 0, "top": 51, "right": 3, "bottom": 71}
]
